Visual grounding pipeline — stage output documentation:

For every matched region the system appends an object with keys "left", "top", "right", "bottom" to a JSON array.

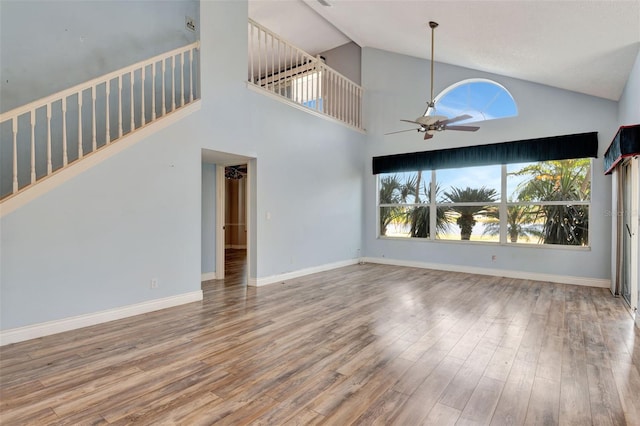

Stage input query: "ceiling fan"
[{"left": 386, "top": 21, "right": 480, "bottom": 140}]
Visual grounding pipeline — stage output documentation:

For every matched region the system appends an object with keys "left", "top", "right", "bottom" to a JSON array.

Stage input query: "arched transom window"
[{"left": 433, "top": 79, "right": 517, "bottom": 123}]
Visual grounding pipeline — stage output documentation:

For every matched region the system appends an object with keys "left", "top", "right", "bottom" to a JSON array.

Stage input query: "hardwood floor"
[{"left": 2, "top": 262, "right": 640, "bottom": 425}]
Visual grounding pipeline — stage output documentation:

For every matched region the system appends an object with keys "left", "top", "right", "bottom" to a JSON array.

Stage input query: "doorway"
[
  {"left": 223, "top": 164, "right": 248, "bottom": 283},
  {"left": 201, "top": 149, "right": 255, "bottom": 286}
]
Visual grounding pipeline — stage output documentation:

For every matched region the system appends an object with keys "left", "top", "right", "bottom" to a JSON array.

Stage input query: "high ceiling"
[{"left": 248, "top": 0, "right": 640, "bottom": 101}]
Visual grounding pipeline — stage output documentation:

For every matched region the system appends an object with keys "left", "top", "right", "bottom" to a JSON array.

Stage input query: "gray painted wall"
[
  {"left": 320, "top": 42, "right": 362, "bottom": 85},
  {"left": 361, "top": 47, "right": 617, "bottom": 280}
]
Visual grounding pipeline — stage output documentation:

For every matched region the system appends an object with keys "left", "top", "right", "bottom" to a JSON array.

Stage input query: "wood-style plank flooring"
[{"left": 2, "top": 251, "right": 640, "bottom": 425}]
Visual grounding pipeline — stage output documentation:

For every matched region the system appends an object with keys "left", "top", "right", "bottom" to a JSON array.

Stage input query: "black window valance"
[
  {"left": 372, "top": 132, "right": 599, "bottom": 174},
  {"left": 604, "top": 124, "right": 640, "bottom": 175}
]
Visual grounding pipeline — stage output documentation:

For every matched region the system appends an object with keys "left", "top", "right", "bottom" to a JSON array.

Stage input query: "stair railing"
[
  {"left": 247, "top": 19, "right": 363, "bottom": 130},
  {"left": 0, "top": 41, "right": 200, "bottom": 200}
]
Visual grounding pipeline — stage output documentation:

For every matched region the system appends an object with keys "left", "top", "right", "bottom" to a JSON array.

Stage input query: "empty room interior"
[{"left": 1, "top": 0, "right": 640, "bottom": 424}]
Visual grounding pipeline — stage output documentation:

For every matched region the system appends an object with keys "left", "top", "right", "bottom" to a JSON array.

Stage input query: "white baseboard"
[
  {"left": 363, "top": 257, "right": 610, "bottom": 288},
  {"left": 1, "top": 100, "right": 202, "bottom": 217},
  {"left": 0, "top": 290, "right": 203, "bottom": 346},
  {"left": 249, "top": 259, "right": 359, "bottom": 287},
  {"left": 201, "top": 272, "right": 217, "bottom": 282}
]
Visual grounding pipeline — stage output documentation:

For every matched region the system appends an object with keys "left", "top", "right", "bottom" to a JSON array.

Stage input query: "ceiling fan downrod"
[{"left": 429, "top": 21, "right": 438, "bottom": 108}]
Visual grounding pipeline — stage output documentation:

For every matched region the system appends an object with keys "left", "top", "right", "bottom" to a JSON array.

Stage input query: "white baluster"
[
  {"left": 258, "top": 29, "right": 262, "bottom": 86},
  {"left": 171, "top": 56, "right": 175, "bottom": 111},
  {"left": 270, "top": 34, "right": 274, "bottom": 94},
  {"left": 106, "top": 81, "right": 111, "bottom": 143},
  {"left": 140, "top": 65, "right": 147, "bottom": 126},
  {"left": 91, "top": 86, "right": 97, "bottom": 151},
  {"left": 30, "top": 110, "right": 36, "bottom": 183},
  {"left": 78, "top": 91, "right": 83, "bottom": 158},
  {"left": 130, "top": 71, "right": 135, "bottom": 132},
  {"left": 151, "top": 62, "right": 157, "bottom": 120},
  {"left": 277, "top": 40, "right": 281, "bottom": 95},
  {"left": 62, "top": 97, "right": 68, "bottom": 166},
  {"left": 189, "top": 49, "right": 194, "bottom": 102},
  {"left": 46, "top": 103, "right": 52, "bottom": 174},
  {"left": 250, "top": 23, "right": 254, "bottom": 84},
  {"left": 118, "top": 75, "right": 123, "bottom": 137},
  {"left": 180, "top": 52, "right": 185, "bottom": 106},
  {"left": 12, "top": 118, "right": 18, "bottom": 193},
  {"left": 162, "top": 60, "right": 166, "bottom": 115}
]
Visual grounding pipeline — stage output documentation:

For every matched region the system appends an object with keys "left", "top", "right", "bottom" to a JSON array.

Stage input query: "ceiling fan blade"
[
  {"left": 439, "top": 114, "right": 473, "bottom": 126},
  {"left": 424, "top": 132, "right": 434, "bottom": 140},
  {"left": 445, "top": 125, "right": 480, "bottom": 132},
  {"left": 385, "top": 128, "right": 421, "bottom": 135},
  {"left": 400, "top": 119, "right": 423, "bottom": 126}
]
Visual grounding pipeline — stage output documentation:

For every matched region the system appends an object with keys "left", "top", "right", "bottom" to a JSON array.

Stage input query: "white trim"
[
  {"left": 0, "top": 290, "right": 203, "bottom": 346},
  {"left": 1, "top": 101, "right": 202, "bottom": 217},
  {"left": 250, "top": 259, "right": 359, "bottom": 287},
  {"left": 363, "top": 256, "right": 610, "bottom": 288},
  {"left": 201, "top": 272, "right": 217, "bottom": 282},
  {"left": 215, "top": 166, "right": 226, "bottom": 280}
]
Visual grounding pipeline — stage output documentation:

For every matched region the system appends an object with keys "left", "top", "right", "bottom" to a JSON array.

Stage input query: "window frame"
[{"left": 377, "top": 161, "right": 592, "bottom": 248}]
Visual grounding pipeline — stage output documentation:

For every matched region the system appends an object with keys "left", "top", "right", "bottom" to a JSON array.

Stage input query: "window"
[
  {"left": 433, "top": 79, "right": 517, "bottom": 123},
  {"left": 506, "top": 159, "right": 590, "bottom": 245},
  {"left": 377, "top": 159, "right": 591, "bottom": 246}
]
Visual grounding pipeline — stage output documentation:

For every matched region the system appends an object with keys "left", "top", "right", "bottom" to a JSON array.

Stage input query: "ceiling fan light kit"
[{"left": 385, "top": 20, "right": 480, "bottom": 140}]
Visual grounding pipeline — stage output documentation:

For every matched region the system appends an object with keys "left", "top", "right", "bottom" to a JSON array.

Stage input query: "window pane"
[
  {"left": 379, "top": 171, "right": 430, "bottom": 204},
  {"left": 507, "top": 204, "right": 588, "bottom": 246},
  {"left": 380, "top": 205, "right": 445, "bottom": 239},
  {"left": 507, "top": 159, "right": 591, "bottom": 202},
  {"left": 437, "top": 209, "right": 500, "bottom": 242},
  {"left": 437, "top": 165, "right": 501, "bottom": 201},
  {"left": 380, "top": 206, "right": 410, "bottom": 237},
  {"left": 434, "top": 79, "right": 517, "bottom": 123}
]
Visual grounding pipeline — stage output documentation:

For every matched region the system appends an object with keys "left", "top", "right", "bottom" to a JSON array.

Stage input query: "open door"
[{"left": 201, "top": 149, "right": 255, "bottom": 285}]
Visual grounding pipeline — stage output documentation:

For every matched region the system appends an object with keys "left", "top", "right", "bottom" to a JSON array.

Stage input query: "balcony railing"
[
  {"left": 248, "top": 19, "right": 363, "bottom": 130},
  {"left": 0, "top": 42, "right": 200, "bottom": 200}
]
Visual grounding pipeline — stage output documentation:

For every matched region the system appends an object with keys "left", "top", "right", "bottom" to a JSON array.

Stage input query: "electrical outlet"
[
  {"left": 185, "top": 16, "right": 196, "bottom": 32},
  {"left": 150, "top": 278, "right": 158, "bottom": 289}
]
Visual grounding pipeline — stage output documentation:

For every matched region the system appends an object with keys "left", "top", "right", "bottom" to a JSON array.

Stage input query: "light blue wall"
[
  {"left": 618, "top": 49, "right": 640, "bottom": 125},
  {"left": 0, "top": 0, "right": 199, "bottom": 113},
  {"left": 362, "top": 47, "right": 618, "bottom": 280},
  {"left": 198, "top": 0, "right": 366, "bottom": 279},
  {"left": 1, "top": 0, "right": 365, "bottom": 330},
  {"left": 201, "top": 163, "right": 216, "bottom": 275},
  {"left": 1, "top": 111, "right": 203, "bottom": 329}
]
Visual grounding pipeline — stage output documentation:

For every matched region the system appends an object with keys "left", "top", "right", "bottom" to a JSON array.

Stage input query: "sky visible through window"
[{"left": 434, "top": 79, "right": 517, "bottom": 123}]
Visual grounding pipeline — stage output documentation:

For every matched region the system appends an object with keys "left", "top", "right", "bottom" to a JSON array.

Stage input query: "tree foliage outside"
[
  {"left": 378, "top": 172, "right": 448, "bottom": 238},
  {"left": 378, "top": 159, "right": 590, "bottom": 245},
  {"left": 482, "top": 203, "right": 542, "bottom": 242},
  {"left": 442, "top": 186, "right": 499, "bottom": 240},
  {"left": 511, "top": 159, "right": 590, "bottom": 245}
]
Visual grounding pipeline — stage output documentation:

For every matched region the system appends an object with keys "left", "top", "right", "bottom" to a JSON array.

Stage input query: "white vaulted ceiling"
[{"left": 249, "top": 0, "right": 640, "bottom": 101}]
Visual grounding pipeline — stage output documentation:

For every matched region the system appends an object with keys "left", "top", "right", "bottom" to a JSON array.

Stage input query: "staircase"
[
  {"left": 1, "top": 19, "right": 364, "bottom": 208},
  {"left": 0, "top": 42, "right": 201, "bottom": 203}
]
